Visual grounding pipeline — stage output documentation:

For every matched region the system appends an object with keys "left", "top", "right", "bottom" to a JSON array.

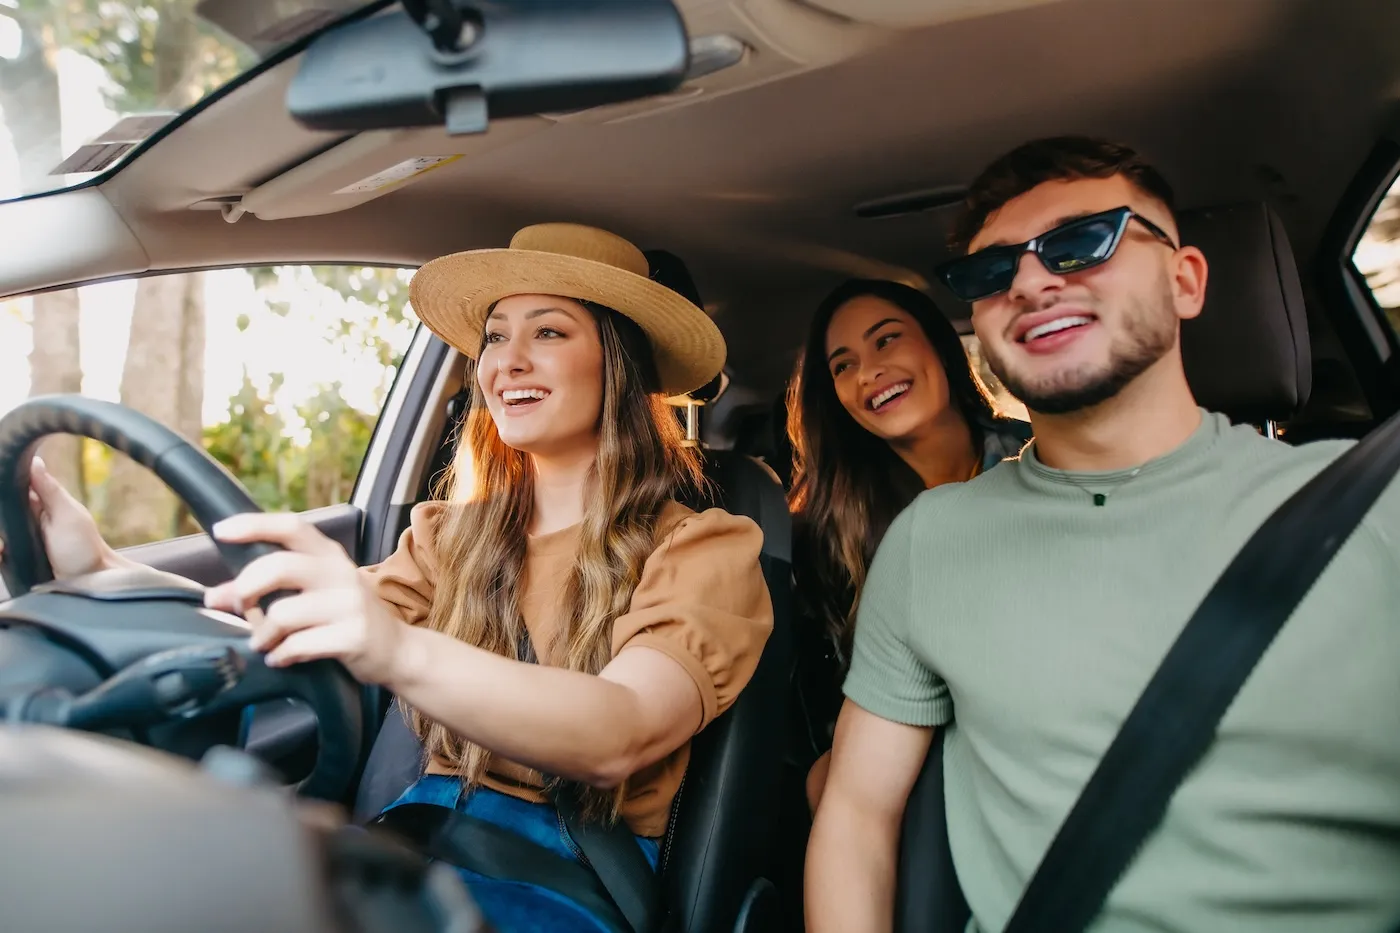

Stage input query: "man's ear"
[{"left": 1172, "top": 246, "right": 1208, "bottom": 322}]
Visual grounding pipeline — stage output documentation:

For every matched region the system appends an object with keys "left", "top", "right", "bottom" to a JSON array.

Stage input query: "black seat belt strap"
[
  {"left": 515, "top": 629, "right": 662, "bottom": 933},
  {"left": 371, "top": 802, "right": 632, "bottom": 933},
  {"left": 1003, "top": 410, "right": 1400, "bottom": 933},
  {"left": 552, "top": 786, "right": 662, "bottom": 933}
]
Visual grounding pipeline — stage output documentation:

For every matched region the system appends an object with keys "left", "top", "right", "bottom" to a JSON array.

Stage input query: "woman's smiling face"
[
  {"left": 824, "top": 294, "right": 953, "bottom": 444},
  {"left": 477, "top": 293, "right": 604, "bottom": 460}
]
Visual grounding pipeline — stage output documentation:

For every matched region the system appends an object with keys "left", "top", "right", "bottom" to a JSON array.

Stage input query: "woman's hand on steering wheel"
[
  {"left": 0, "top": 456, "right": 127, "bottom": 580},
  {"left": 204, "top": 513, "right": 410, "bottom": 686}
]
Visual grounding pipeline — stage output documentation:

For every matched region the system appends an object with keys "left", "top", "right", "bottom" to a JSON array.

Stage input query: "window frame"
[{"left": 1320, "top": 136, "right": 1400, "bottom": 416}]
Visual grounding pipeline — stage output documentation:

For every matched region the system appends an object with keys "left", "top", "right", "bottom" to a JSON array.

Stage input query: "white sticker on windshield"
[{"left": 334, "top": 155, "right": 463, "bottom": 194}]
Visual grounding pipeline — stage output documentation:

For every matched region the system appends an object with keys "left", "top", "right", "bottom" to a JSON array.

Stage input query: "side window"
[
  {"left": 0, "top": 266, "right": 418, "bottom": 548},
  {"left": 960, "top": 334, "right": 1030, "bottom": 421},
  {"left": 1353, "top": 174, "right": 1400, "bottom": 337}
]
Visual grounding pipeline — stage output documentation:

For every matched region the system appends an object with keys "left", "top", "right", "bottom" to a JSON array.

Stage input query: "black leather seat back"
[
  {"left": 352, "top": 696, "right": 424, "bottom": 821},
  {"left": 892, "top": 201, "right": 1312, "bottom": 933},
  {"left": 893, "top": 730, "right": 965, "bottom": 932},
  {"left": 727, "top": 395, "right": 795, "bottom": 491},
  {"left": 664, "top": 449, "right": 793, "bottom": 932},
  {"left": 1179, "top": 202, "right": 1311, "bottom": 422}
]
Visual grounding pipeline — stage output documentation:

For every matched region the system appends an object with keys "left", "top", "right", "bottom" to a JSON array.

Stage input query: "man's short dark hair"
[{"left": 948, "top": 136, "right": 1176, "bottom": 255}]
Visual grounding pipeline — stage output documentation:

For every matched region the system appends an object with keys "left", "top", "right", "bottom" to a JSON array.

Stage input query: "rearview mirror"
[{"left": 286, "top": 0, "right": 690, "bottom": 135}]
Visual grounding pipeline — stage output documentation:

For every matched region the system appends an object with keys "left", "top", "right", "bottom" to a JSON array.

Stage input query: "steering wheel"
[{"left": 0, "top": 395, "right": 365, "bottom": 801}]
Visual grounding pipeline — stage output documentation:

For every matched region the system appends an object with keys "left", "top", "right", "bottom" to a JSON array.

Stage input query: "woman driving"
[{"left": 8, "top": 223, "right": 774, "bottom": 933}]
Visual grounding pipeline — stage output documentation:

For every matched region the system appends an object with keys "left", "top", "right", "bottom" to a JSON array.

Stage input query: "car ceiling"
[{"left": 8, "top": 0, "right": 1400, "bottom": 412}]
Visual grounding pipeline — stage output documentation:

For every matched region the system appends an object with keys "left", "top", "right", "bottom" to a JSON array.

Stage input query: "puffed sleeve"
[
  {"left": 359, "top": 501, "right": 445, "bottom": 626},
  {"left": 611, "top": 507, "right": 774, "bottom": 731}
]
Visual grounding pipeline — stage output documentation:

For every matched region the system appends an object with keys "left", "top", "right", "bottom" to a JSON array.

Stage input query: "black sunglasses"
[{"left": 936, "top": 206, "right": 1179, "bottom": 303}]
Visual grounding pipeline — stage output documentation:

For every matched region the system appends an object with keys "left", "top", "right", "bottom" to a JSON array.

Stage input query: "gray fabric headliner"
[{"left": 8, "top": 0, "right": 1400, "bottom": 404}]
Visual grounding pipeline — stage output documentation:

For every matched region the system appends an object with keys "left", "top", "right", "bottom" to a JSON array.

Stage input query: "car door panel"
[{"left": 119, "top": 503, "right": 363, "bottom": 586}]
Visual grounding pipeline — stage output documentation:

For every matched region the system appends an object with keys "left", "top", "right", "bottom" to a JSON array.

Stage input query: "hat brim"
[{"left": 409, "top": 249, "right": 726, "bottom": 397}]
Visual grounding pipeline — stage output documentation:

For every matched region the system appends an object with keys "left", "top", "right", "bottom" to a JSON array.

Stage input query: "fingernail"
[{"left": 204, "top": 585, "right": 239, "bottom": 612}]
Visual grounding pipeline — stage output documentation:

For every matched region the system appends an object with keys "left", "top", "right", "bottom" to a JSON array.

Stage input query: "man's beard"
[{"left": 985, "top": 285, "right": 1178, "bottom": 416}]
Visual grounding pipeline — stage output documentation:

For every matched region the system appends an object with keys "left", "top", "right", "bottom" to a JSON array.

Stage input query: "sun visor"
[{"left": 232, "top": 119, "right": 551, "bottom": 221}]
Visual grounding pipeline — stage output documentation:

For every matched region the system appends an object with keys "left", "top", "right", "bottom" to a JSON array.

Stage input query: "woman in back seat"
[
  {"left": 787, "top": 279, "right": 1030, "bottom": 809},
  {"left": 12, "top": 223, "right": 773, "bottom": 933}
]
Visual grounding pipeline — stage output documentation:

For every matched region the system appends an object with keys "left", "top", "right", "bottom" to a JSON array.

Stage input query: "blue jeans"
[{"left": 383, "top": 775, "right": 660, "bottom": 933}]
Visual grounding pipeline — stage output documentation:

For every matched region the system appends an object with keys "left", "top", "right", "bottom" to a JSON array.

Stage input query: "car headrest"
[
  {"left": 679, "top": 370, "right": 728, "bottom": 404},
  {"left": 645, "top": 247, "right": 731, "bottom": 407},
  {"left": 1178, "top": 202, "right": 1310, "bottom": 423}
]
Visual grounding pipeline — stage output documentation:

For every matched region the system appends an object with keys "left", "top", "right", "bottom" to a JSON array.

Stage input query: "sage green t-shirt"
[{"left": 844, "top": 410, "right": 1400, "bottom": 933}]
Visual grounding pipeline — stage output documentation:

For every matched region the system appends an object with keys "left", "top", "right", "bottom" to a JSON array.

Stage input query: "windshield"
[{"left": 0, "top": 0, "right": 261, "bottom": 202}]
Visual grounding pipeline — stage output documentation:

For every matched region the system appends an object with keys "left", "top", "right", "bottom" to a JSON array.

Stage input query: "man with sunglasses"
[{"left": 806, "top": 136, "right": 1400, "bottom": 932}]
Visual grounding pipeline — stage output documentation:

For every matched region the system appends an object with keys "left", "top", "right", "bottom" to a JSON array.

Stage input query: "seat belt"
[
  {"left": 514, "top": 631, "right": 664, "bottom": 933},
  {"left": 362, "top": 696, "right": 661, "bottom": 933},
  {"left": 1001, "top": 410, "right": 1400, "bottom": 933},
  {"left": 551, "top": 783, "right": 663, "bottom": 933},
  {"left": 371, "top": 802, "right": 634, "bottom": 933}
]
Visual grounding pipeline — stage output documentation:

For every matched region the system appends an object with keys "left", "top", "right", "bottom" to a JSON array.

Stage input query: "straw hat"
[{"left": 409, "top": 223, "right": 726, "bottom": 397}]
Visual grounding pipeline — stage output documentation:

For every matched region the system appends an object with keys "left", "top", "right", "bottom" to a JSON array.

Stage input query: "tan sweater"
[{"left": 360, "top": 499, "right": 773, "bottom": 837}]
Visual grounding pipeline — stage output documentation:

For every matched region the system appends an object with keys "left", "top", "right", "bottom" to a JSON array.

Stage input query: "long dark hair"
[{"left": 787, "top": 279, "right": 1002, "bottom": 660}]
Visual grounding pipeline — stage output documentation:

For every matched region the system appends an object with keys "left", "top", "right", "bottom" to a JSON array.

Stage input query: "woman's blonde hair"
[{"left": 409, "top": 301, "right": 702, "bottom": 821}]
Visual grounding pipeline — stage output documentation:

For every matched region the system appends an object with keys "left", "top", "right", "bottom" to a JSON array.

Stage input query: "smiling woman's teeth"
[
  {"left": 503, "top": 388, "right": 549, "bottom": 404},
  {"left": 869, "top": 382, "right": 911, "bottom": 410},
  {"left": 1024, "top": 315, "right": 1093, "bottom": 342}
]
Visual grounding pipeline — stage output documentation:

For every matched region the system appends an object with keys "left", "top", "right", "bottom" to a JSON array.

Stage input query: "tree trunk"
[
  {"left": 0, "top": 8, "right": 65, "bottom": 187},
  {"left": 103, "top": 273, "right": 206, "bottom": 546},
  {"left": 174, "top": 270, "right": 206, "bottom": 536},
  {"left": 154, "top": 3, "right": 203, "bottom": 111},
  {"left": 27, "top": 291, "right": 87, "bottom": 497},
  {"left": 100, "top": 2, "right": 210, "bottom": 544},
  {"left": 0, "top": 8, "right": 87, "bottom": 496}
]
